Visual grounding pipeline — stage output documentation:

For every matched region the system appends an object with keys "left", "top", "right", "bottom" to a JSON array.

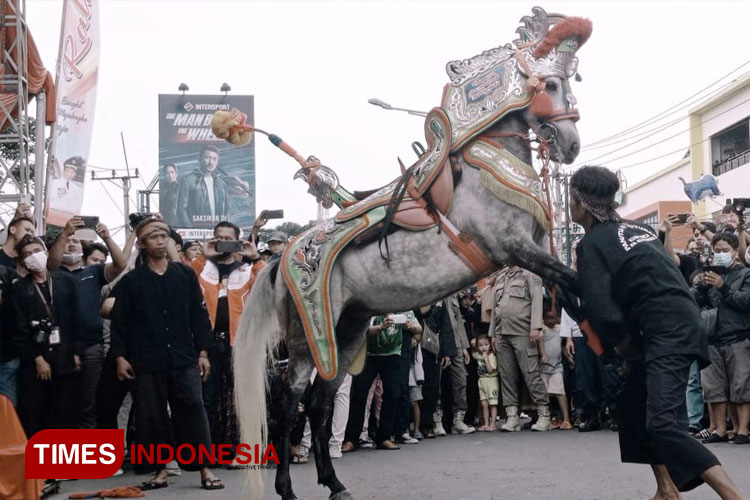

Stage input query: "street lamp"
[
  {"left": 220, "top": 83, "right": 231, "bottom": 95},
  {"left": 367, "top": 98, "right": 427, "bottom": 117}
]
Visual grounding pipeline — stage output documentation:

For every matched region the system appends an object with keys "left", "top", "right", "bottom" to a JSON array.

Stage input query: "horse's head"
[
  {"left": 441, "top": 7, "right": 591, "bottom": 165},
  {"left": 522, "top": 75, "right": 581, "bottom": 164}
]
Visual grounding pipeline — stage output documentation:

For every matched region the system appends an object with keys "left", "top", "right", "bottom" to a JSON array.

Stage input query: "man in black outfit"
[
  {"left": 568, "top": 165, "right": 745, "bottom": 500},
  {"left": 11, "top": 235, "right": 81, "bottom": 436},
  {"left": 111, "top": 218, "right": 223, "bottom": 491}
]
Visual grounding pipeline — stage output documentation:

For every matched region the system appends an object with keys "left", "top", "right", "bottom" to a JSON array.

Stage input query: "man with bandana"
[
  {"left": 567, "top": 165, "right": 745, "bottom": 500},
  {"left": 46, "top": 216, "right": 129, "bottom": 428},
  {"left": 110, "top": 218, "right": 223, "bottom": 491}
]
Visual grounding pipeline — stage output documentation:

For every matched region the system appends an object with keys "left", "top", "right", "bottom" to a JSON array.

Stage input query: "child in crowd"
[
  {"left": 473, "top": 334, "right": 499, "bottom": 431},
  {"left": 541, "top": 307, "right": 572, "bottom": 430},
  {"left": 409, "top": 331, "right": 424, "bottom": 439}
]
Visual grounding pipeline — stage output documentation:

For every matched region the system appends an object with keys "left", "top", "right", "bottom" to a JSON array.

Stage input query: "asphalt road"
[{"left": 49, "top": 429, "right": 749, "bottom": 500}]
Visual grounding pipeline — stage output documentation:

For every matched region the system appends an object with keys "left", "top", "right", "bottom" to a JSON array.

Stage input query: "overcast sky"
[{"left": 27, "top": 0, "right": 750, "bottom": 241}]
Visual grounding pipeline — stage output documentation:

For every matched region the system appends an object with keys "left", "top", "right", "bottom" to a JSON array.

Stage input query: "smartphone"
[
  {"left": 675, "top": 213, "right": 689, "bottom": 224},
  {"left": 78, "top": 215, "right": 99, "bottom": 229},
  {"left": 705, "top": 265, "right": 729, "bottom": 276},
  {"left": 216, "top": 240, "right": 243, "bottom": 253},
  {"left": 264, "top": 209, "right": 284, "bottom": 220},
  {"left": 389, "top": 314, "right": 407, "bottom": 325}
]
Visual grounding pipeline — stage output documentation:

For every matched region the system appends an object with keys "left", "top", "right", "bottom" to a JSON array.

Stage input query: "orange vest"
[{"left": 190, "top": 255, "right": 265, "bottom": 345}]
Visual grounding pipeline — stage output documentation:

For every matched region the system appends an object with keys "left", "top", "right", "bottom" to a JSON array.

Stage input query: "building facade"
[{"left": 617, "top": 72, "right": 750, "bottom": 248}]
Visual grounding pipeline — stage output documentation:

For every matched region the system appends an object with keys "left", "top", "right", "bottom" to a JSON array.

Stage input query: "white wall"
[
  {"left": 619, "top": 161, "right": 691, "bottom": 216},
  {"left": 699, "top": 84, "right": 750, "bottom": 176}
]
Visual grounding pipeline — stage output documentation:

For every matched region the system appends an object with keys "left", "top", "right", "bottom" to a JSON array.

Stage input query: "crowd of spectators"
[{"left": 0, "top": 198, "right": 747, "bottom": 494}]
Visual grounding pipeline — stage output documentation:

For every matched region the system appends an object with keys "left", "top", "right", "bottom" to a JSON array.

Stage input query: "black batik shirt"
[
  {"left": 575, "top": 220, "right": 704, "bottom": 363},
  {"left": 110, "top": 262, "right": 214, "bottom": 373}
]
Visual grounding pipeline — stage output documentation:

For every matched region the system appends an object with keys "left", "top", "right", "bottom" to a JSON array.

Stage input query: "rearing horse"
[{"left": 233, "top": 7, "right": 592, "bottom": 499}]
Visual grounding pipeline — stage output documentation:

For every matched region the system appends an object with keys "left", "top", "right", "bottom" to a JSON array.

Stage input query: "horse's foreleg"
[
  {"left": 308, "top": 375, "right": 350, "bottom": 499},
  {"left": 508, "top": 240, "right": 576, "bottom": 290}
]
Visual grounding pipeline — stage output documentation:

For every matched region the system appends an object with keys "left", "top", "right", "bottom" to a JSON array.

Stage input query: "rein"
[{"left": 535, "top": 138, "right": 561, "bottom": 320}]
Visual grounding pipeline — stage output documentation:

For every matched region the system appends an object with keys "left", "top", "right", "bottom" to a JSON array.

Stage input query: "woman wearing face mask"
[
  {"left": 10, "top": 235, "right": 82, "bottom": 437},
  {"left": 694, "top": 232, "right": 750, "bottom": 446}
]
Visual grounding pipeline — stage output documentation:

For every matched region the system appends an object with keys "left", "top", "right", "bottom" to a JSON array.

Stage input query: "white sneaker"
[
  {"left": 329, "top": 441, "right": 342, "bottom": 459},
  {"left": 398, "top": 432, "right": 419, "bottom": 444}
]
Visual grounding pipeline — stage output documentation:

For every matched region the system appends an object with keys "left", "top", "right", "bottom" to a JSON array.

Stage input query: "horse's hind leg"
[
  {"left": 307, "top": 375, "right": 351, "bottom": 500},
  {"left": 308, "top": 310, "right": 369, "bottom": 500},
  {"left": 272, "top": 309, "right": 316, "bottom": 500}
]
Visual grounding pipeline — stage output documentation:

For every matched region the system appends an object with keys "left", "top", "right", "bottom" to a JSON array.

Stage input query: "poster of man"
[
  {"left": 158, "top": 94, "right": 255, "bottom": 238},
  {"left": 47, "top": 156, "right": 86, "bottom": 215}
]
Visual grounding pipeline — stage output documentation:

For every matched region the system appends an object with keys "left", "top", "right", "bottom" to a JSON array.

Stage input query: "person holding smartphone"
[
  {"left": 343, "top": 311, "right": 421, "bottom": 451},
  {"left": 189, "top": 221, "right": 263, "bottom": 457},
  {"left": 693, "top": 232, "right": 750, "bottom": 446}
]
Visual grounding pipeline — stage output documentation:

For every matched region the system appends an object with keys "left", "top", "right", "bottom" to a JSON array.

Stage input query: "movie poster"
[
  {"left": 158, "top": 94, "right": 255, "bottom": 239},
  {"left": 46, "top": 0, "right": 100, "bottom": 227}
]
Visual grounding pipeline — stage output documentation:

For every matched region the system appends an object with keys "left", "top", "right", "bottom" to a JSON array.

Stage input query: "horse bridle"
[{"left": 513, "top": 49, "right": 580, "bottom": 147}]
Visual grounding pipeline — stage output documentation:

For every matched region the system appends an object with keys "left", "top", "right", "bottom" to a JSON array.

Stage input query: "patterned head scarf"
[
  {"left": 135, "top": 218, "right": 171, "bottom": 240},
  {"left": 570, "top": 186, "right": 622, "bottom": 223}
]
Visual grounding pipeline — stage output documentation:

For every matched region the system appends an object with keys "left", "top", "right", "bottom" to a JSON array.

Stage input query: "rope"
[{"left": 536, "top": 139, "right": 561, "bottom": 319}]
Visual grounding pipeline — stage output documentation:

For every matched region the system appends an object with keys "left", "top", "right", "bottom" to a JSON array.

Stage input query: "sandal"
[
  {"left": 201, "top": 477, "right": 224, "bottom": 490},
  {"left": 702, "top": 432, "right": 729, "bottom": 444},
  {"left": 375, "top": 440, "right": 400, "bottom": 450},
  {"left": 141, "top": 480, "right": 168, "bottom": 491},
  {"left": 291, "top": 454, "right": 308, "bottom": 464},
  {"left": 559, "top": 421, "right": 574, "bottom": 430},
  {"left": 694, "top": 428, "right": 712, "bottom": 440}
]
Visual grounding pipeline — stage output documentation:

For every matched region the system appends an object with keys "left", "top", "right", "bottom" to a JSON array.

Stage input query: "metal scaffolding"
[{"left": 0, "top": 0, "right": 43, "bottom": 229}]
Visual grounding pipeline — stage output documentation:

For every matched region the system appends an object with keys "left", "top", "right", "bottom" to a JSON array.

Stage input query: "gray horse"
[{"left": 234, "top": 9, "right": 591, "bottom": 500}]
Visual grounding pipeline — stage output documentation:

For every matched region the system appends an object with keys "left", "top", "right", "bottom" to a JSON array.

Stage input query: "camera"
[
  {"left": 31, "top": 318, "right": 54, "bottom": 345},
  {"left": 728, "top": 198, "right": 750, "bottom": 218},
  {"left": 129, "top": 212, "right": 161, "bottom": 229}
]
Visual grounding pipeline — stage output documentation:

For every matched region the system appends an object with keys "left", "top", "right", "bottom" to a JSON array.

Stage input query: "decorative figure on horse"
[{"left": 216, "top": 6, "right": 592, "bottom": 499}]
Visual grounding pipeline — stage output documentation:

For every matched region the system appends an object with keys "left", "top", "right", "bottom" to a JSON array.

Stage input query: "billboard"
[
  {"left": 46, "top": 0, "right": 100, "bottom": 227},
  {"left": 158, "top": 94, "right": 255, "bottom": 239}
]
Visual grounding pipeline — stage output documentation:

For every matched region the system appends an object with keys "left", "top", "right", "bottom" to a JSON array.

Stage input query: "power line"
[
  {"left": 578, "top": 79, "right": 738, "bottom": 153},
  {"left": 98, "top": 182, "right": 125, "bottom": 217},
  {"left": 577, "top": 97, "right": 750, "bottom": 167},
  {"left": 583, "top": 60, "right": 750, "bottom": 148},
  {"left": 613, "top": 118, "right": 749, "bottom": 171}
]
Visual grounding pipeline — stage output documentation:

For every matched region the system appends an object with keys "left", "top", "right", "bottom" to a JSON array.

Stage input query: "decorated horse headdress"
[{"left": 441, "top": 6, "right": 592, "bottom": 151}]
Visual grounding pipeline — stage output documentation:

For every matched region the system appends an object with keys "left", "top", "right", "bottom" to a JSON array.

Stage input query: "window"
[
  {"left": 711, "top": 119, "right": 750, "bottom": 176},
  {"left": 637, "top": 212, "right": 658, "bottom": 231}
]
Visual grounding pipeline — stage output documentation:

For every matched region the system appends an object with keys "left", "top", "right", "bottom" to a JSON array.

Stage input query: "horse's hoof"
[{"left": 330, "top": 490, "right": 353, "bottom": 500}]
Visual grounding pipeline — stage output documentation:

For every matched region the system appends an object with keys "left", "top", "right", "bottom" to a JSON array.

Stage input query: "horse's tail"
[{"left": 234, "top": 261, "right": 282, "bottom": 499}]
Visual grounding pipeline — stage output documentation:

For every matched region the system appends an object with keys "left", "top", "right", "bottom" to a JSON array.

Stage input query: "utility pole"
[{"left": 90, "top": 168, "right": 139, "bottom": 238}]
